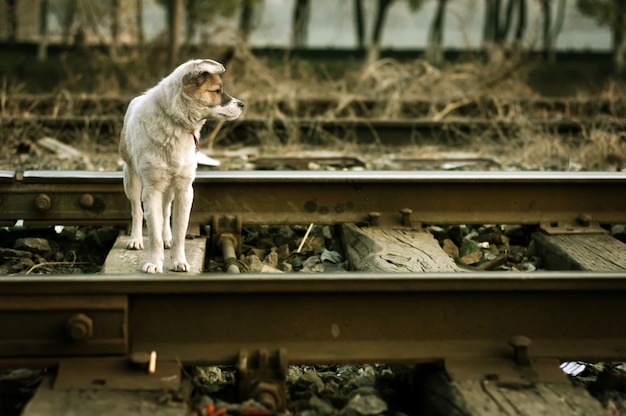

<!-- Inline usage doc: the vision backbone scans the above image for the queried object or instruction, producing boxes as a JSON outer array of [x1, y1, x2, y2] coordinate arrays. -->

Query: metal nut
[[34, 194, 51, 212], [577, 212, 592, 226], [79, 193, 95, 208], [66, 313, 93, 341]]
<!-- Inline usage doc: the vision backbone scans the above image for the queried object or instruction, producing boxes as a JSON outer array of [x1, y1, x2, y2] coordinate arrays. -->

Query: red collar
[[191, 132, 199, 152]]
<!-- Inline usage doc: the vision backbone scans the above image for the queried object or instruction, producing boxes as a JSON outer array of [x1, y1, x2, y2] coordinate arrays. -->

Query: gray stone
[[0, 247, 33, 259], [341, 392, 388, 415], [14, 237, 51, 255]]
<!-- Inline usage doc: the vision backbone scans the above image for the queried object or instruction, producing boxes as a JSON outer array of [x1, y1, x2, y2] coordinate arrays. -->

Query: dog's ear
[[182, 60, 225, 88], [199, 59, 226, 74], [183, 71, 211, 88]]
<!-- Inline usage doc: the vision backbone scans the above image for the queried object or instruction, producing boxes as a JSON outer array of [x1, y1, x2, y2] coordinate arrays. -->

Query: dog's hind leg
[[169, 179, 193, 272], [142, 185, 165, 273], [123, 164, 144, 250]]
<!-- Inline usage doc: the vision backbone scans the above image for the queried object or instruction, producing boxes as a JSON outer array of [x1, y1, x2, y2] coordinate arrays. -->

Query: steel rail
[[1, 271, 626, 366], [3, 116, 621, 143], [0, 170, 625, 227], [3, 96, 624, 118]]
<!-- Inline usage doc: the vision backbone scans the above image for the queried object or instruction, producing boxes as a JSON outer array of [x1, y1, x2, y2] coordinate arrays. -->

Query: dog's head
[[180, 59, 244, 120]]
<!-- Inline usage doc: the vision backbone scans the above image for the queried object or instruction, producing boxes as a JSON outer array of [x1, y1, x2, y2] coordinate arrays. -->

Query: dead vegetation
[[1, 44, 625, 171]]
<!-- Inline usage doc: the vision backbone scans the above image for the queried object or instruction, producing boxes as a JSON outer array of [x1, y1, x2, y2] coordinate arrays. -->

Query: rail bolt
[[79, 193, 95, 208], [508, 335, 532, 366], [250, 381, 281, 412], [368, 211, 381, 226], [400, 208, 413, 227], [34, 194, 51, 212], [577, 213, 592, 227], [66, 313, 94, 341]]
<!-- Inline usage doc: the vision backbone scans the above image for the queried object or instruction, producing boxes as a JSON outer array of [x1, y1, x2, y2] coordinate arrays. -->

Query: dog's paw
[[127, 239, 144, 250], [163, 240, 172, 249], [142, 262, 163, 274], [170, 261, 190, 272]]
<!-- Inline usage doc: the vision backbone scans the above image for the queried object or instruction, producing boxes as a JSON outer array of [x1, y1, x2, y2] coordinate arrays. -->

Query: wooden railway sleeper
[[237, 348, 288, 412], [446, 334, 568, 387]]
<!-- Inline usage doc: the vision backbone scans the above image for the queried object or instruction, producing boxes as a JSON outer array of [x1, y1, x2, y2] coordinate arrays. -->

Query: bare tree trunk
[[541, 0, 551, 58], [427, 0, 448, 63], [613, 3, 625, 72], [168, 0, 182, 69], [62, 0, 77, 45], [37, 0, 49, 61], [184, 0, 197, 47], [497, 0, 516, 44], [238, 0, 255, 44], [482, 0, 496, 44], [110, 0, 120, 58], [368, 0, 394, 63], [291, 0, 310, 48], [6, 0, 18, 45], [354, 0, 365, 50], [135, 0, 144, 49], [513, 0, 526, 46], [542, 0, 566, 63]]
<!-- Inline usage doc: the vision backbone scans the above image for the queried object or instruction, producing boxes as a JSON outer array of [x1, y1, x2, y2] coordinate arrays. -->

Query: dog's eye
[[212, 89, 222, 94]]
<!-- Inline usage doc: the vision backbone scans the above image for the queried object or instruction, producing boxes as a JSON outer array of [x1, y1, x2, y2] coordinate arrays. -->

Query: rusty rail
[[0, 170, 625, 227], [1, 272, 626, 367], [1, 170, 626, 411], [3, 95, 626, 118], [2, 115, 622, 146]]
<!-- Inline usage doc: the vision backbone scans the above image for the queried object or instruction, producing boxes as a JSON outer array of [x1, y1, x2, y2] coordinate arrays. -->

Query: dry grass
[[2, 42, 625, 171]]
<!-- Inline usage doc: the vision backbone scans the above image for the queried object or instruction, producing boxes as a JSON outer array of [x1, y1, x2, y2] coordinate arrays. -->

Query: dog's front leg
[[123, 164, 144, 250], [162, 187, 174, 249], [142, 186, 165, 273], [170, 180, 193, 272]]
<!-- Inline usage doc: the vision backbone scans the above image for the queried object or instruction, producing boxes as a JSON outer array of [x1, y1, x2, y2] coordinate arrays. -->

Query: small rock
[[308, 394, 336, 415], [297, 370, 325, 394], [8, 257, 36, 274], [459, 250, 482, 265], [0, 247, 33, 260], [14, 237, 51, 255], [441, 239, 459, 259], [263, 250, 278, 268], [276, 244, 291, 263], [611, 224, 626, 243], [320, 248, 343, 264], [244, 255, 264, 272], [341, 392, 388, 415], [301, 256, 324, 272]]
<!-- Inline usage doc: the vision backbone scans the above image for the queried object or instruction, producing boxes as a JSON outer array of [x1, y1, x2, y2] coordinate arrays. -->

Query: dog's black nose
[[237, 100, 244, 108]]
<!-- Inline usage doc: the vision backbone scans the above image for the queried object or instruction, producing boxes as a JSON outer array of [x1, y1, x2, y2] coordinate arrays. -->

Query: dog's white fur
[[120, 59, 243, 273]]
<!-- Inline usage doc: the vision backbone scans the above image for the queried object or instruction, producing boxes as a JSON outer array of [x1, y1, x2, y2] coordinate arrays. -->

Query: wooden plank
[[23, 375, 187, 416], [341, 223, 460, 272], [103, 234, 207, 274], [421, 365, 605, 416], [533, 231, 626, 270]]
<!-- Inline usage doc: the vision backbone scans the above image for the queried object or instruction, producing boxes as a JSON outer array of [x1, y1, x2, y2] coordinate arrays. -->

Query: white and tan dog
[[120, 59, 243, 273]]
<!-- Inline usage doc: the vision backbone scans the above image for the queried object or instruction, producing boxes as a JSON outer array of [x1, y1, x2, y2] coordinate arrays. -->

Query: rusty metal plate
[[0, 295, 127, 357], [54, 357, 180, 390]]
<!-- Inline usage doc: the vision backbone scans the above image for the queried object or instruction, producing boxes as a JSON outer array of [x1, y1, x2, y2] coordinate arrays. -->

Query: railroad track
[[3, 95, 626, 118], [1, 170, 626, 414], [3, 96, 625, 150]]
